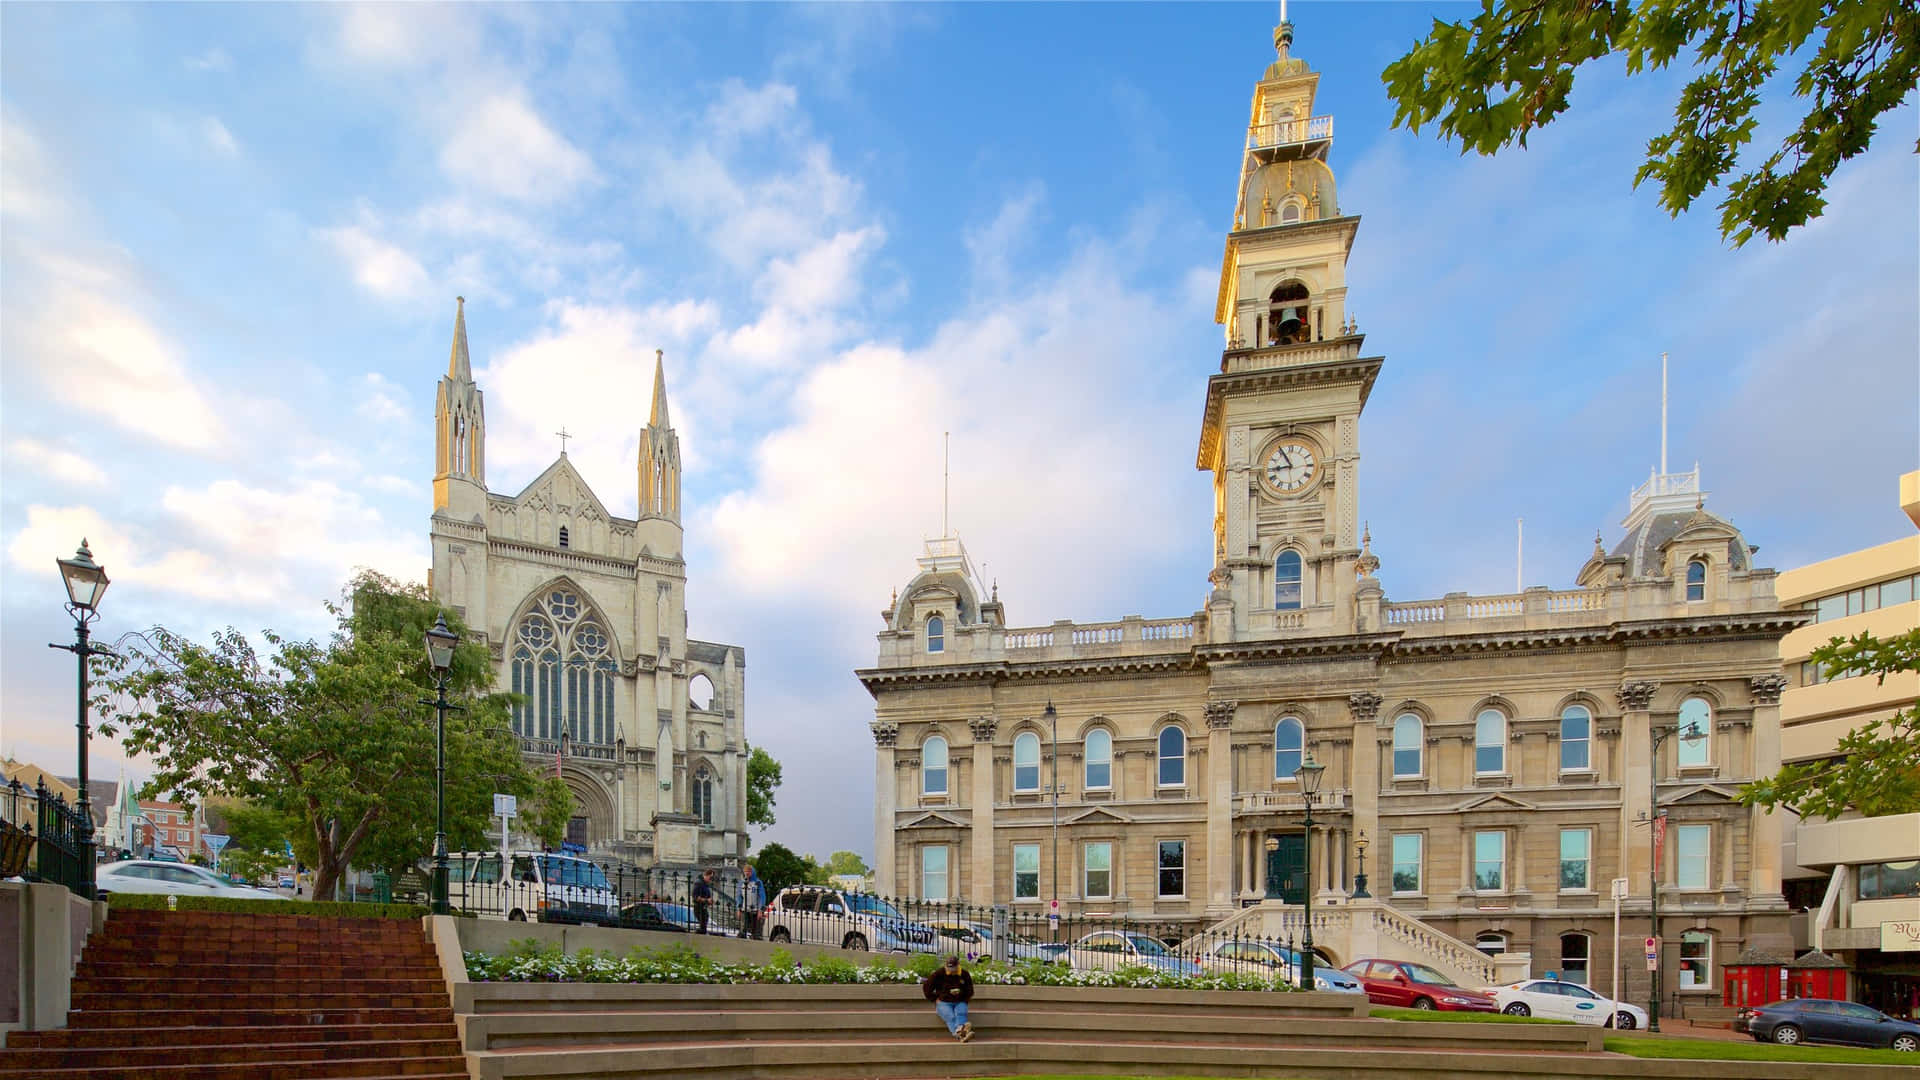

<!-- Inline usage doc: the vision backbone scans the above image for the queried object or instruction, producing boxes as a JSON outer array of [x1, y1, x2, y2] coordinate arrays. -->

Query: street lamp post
[[1351, 831, 1371, 899], [424, 614, 462, 917], [1295, 752, 1326, 991], [51, 539, 110, 900], [1644, 717, 1707, 1033]]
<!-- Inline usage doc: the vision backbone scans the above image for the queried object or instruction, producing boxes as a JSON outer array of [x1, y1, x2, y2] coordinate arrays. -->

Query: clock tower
[[1196, 15, 1380, 641]]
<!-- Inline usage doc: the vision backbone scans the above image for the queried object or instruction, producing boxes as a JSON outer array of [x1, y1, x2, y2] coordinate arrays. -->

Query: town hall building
[[428, 299, 747, 868], [859, 17, 1807, 1014]]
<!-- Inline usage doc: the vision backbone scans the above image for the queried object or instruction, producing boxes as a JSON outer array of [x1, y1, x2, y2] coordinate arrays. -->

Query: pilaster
[[1204, 700, 1237, 915], [1746, 674, 1790, 915], [968, 716, 998, 906], [1347, 690, 1383, 871], [871, 722, 899, 896], [1617, 680, 1659, 896]]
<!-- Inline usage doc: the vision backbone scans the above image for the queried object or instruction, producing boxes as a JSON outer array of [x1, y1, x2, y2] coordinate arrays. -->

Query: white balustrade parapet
[[1246, 115, 1334, 151], [1237, 789, 1346, 815], [1001, 617, 1197, 657]]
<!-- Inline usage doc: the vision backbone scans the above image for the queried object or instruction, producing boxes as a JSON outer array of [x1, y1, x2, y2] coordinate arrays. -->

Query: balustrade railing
[[1004, 618, 1196, 653], [1005, 631, 1053, 650], [1246, 115, 1333, 151], [1382, 602, 1444, 625], [518, 736, 617, 762]]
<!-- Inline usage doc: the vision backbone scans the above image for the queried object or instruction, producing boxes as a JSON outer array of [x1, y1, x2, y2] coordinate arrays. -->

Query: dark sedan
[[1739, 998, 1919, 1051]]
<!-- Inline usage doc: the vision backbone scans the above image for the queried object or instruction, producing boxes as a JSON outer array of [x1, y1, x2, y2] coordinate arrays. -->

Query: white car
[[97, 859, 290, 900], [1488, 978, 1647, 1029]]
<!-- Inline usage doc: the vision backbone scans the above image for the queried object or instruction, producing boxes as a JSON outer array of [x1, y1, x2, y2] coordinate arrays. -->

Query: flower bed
[[465, 941, 1297, 994]]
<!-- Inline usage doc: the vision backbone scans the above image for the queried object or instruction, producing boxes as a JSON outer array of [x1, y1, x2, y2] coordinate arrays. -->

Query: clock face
[[1264, 440, 1318, 494]]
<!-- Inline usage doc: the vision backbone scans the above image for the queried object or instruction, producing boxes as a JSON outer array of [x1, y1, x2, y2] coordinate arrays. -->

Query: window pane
[[1275, 550, 1302, 610], [1158, 728, 1185, 786], [927, 616, 944, 653], [1085, 730, 1112, 789], [1560, 829, 1590, 891], [1560, 934, 1590, 985], [1274, 718, 1303, 779], [1014, 844, 1040, 899], [1474, 831, 1505, 891], [922, 846, 948, 901], [1158, 840, 1185, 897], [1391, 834, 1421, 894], [1086, 842, 1111, 898], [1676, 698, 1711, 766], [1815, 594, 1846, 622], [1014, 733, 1040, 792], [1475, 710, 1505, 774], [1392, 715, 1423, 778], [1560, 706, 1591, 771], [1880, 576, 1914, 606], [1679, 930, 1711, 988], [923, 736, 948, 795], [1676, 825, 1710, 889]]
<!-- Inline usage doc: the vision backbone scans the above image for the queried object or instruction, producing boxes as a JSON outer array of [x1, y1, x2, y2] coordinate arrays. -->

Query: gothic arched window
[[693, 767, 715, 826], [558, 525, 570, 549], [511, 587, 619, 747]]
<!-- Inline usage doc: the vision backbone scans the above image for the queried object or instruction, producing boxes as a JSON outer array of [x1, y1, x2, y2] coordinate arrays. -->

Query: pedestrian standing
[[692, 868, 715, 935], [922, 954, 975, 1041], [739, 864, 767, 940]]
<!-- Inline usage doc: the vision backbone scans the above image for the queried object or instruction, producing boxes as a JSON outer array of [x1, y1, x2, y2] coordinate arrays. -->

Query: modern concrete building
[[1776, 471, 1920, 1017], [427, 300, 748, 868], [860, 16, 1806, 1016]]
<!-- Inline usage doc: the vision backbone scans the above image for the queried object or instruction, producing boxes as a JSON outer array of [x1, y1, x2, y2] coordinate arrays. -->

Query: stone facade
[[860, 19, 1805, 1011], [428, 300, 746, 867]]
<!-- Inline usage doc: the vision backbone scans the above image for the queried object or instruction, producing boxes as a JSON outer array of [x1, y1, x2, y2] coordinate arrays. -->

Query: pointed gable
[[510, 456, 617, 523], [1455, 791, 1539, 814], [1064, 805, 1134, 826]]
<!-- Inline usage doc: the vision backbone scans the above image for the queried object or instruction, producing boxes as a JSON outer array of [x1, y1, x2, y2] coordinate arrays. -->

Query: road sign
[[1647, 957, 1658, 971], [1050, 899, 1060, 912], [1611, 878, 1630, 900], [493, 793, 518, 818], [1645, 936, 1657, 949], [203, 833, 230, 855]]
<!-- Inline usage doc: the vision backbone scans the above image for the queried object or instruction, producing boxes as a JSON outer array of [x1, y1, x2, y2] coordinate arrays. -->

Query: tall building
[[428, 299, 748, 868], [1775, 471, 1920, 1017], [860, 17, 1806, 1015]]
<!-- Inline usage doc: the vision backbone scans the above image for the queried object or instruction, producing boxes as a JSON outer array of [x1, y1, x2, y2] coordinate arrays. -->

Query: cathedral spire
[[448, 296, 473, 382], [649, 349, 672, 430]]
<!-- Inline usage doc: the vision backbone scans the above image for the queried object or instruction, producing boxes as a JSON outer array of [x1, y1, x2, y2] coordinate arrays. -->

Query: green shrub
[[105, 893, 428, 919]]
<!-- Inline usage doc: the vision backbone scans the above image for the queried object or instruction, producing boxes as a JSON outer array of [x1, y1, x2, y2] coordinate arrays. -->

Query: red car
[[1342, 958, 1497, 1012]]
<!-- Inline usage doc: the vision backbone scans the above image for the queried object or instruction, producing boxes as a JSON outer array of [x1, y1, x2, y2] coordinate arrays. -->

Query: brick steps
[[0, 910, 462, 1078]]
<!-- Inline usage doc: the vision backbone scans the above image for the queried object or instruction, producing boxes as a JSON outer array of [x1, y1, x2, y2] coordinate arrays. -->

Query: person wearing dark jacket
[[922, 954, 974, 1041]]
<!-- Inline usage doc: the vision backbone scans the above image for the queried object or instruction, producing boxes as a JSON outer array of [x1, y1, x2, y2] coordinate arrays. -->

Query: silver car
[[1193, 939, 1364, 992], [97, 859, 290, 900]]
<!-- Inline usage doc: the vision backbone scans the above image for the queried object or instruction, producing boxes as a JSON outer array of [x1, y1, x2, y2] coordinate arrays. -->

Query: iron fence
[[1, 778, 34, 880], [23, 779, 94, 898]]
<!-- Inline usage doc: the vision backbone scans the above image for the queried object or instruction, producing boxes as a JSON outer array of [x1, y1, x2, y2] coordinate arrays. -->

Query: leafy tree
[[745, 744, 783, 828], [100, 572, 558, 900], [218, 845, 281, 886], [824, 850, 871, 878], [1382, 0, 1919, 245], [520, 774, 572, 851], [750, 842, 811, 895], [1740, 627, 1920, 819]]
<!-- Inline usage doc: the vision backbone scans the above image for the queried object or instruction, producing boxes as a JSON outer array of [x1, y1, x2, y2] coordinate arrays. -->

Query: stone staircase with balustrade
[[1198, 897, 1517, 989]]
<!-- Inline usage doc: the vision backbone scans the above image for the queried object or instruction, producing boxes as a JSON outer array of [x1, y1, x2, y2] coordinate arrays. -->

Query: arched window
[[1157, 726, 1186, 787], [926, 615, 945, 653], [1679, 930, 1713, 989], [1275, 550, 1303, 610], [1560, 705, 1592, 772], [558, 525, 570, 549], [1268, 281, 1310, 345], [1274, 717, 1304, 781], [1084, 729, 1112, 790], [1475, 709, 1507, 775], [1392, 714, 1423, 778], [922, 735, 949, 796], [1560, 932, 1591, 985], [1281, 203, 1301, 223], [689, 673, 715, 711], [1012, 732, 1041, 793], [1686, 558, 1706, 601], [1677, 696, 1712, 767], [692, 767, 715, 825], [511, 587, 617, 746], [1475, 931, 1508, 956]]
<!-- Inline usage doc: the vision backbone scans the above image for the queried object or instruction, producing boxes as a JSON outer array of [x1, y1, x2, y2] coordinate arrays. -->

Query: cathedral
[[428, 299, 748, 868], [860, 18, 1806, 1012]]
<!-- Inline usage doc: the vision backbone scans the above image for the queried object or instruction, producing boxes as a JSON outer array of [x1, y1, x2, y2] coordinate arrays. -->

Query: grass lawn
[[1604, 1035, 1917, 1064]]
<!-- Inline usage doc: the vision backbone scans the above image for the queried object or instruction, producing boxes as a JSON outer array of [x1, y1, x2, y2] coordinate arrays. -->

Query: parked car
[[442, 850, 618, 925], [925, 920, 1062, 964], [1191, 939, 1364, 992], [96, 859, 291, 900], [1739, 999, 1920, 1050], [1341, 958, 1496, 1012], [1059, 929, 1204, 976], [1488, 978, 1647, 1029], [761, 885, 938, 953]]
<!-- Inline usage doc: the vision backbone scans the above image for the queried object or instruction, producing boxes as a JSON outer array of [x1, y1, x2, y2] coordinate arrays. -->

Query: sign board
[[1647, 957, 1658, 971], [1883, 920, 1920, 953], [493, 793, 518, 818], [1652, 814, 1667, 871], [203, 834, 230, 856], [1645, 937, 1658, 950], [1049, 899, 1060, 912], [1611, 878, 1630, 901]]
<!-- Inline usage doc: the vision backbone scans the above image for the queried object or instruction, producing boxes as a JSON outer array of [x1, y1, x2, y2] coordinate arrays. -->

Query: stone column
[[1347, 692, 1383, 896], [1205, 700, 1238, 917], [872, 722, 899, 895], [1617, 681, 1659, 897], [1746, 675, 1790, 912], [968, 716, 999, 906]]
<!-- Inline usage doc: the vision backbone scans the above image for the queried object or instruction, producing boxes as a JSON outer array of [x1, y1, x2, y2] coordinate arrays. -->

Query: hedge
[[105, 893, 430, 919]]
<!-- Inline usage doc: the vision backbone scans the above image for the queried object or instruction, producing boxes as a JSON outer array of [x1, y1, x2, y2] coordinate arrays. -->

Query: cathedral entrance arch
[[559, 769, 616, 849]]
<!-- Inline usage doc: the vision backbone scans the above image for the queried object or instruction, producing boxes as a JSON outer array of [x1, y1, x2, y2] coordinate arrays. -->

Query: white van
[[445, 850, 618, 925]]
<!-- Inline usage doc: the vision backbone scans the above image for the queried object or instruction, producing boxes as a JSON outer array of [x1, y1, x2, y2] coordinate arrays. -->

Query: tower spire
[[649, 349, 672, 430], [448, 296, 472, 381]]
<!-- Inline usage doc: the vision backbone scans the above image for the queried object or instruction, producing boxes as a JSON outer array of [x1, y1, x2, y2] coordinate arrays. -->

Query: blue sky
[[3, 2, 1914, 859]]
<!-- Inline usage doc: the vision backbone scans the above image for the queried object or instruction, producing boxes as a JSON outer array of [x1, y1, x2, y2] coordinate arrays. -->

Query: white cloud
[[356, 372, 410, 425], [6, 504, 286, 608], [706, 80, 799, 138], [440, 93, 596, 204], [202, 117, 240, 157], [1, 114, 65, 223], [319, 223, 430, 301], [185, 47, 231, 72], [6, 438, 110, 490]]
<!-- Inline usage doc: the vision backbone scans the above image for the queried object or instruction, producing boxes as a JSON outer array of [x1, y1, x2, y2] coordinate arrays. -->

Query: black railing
[[1, 778, 35, 880], [441, 857, 1333, 988], [29, 780, 94, 898]]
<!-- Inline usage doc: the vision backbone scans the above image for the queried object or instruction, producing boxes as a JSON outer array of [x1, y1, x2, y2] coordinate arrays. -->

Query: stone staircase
[[1201, 897, 1506, 987], [0, 908, 465, 1079]]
